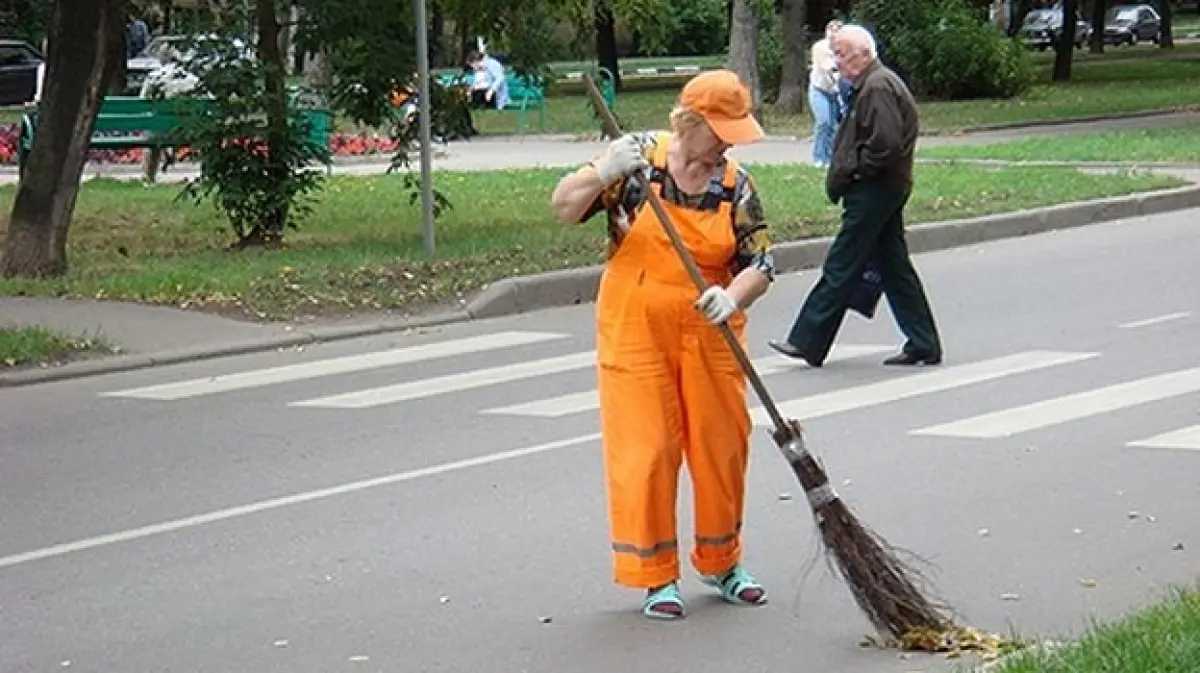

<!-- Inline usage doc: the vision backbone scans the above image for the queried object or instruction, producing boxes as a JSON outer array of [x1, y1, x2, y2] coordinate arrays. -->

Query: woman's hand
[[550, 134, 647, 224]]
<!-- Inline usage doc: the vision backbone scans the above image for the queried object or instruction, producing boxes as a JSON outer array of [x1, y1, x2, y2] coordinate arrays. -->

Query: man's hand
[[695, 286, 739, 324], [594, 134, 648, 185]]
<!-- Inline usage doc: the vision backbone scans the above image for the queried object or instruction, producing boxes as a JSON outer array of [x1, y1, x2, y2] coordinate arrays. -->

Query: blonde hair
[[669, 105, 707, 134]]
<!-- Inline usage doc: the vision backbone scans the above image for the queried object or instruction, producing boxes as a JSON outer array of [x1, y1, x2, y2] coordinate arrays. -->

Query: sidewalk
[[3, 114, 1200, 385], [1, 111, 1196, 184]]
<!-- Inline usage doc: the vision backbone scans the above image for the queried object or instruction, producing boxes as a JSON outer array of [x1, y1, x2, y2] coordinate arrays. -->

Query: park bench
[[433, 66, 616, 135], [17, 91, 333, 182], [436, 70, 552, 135]]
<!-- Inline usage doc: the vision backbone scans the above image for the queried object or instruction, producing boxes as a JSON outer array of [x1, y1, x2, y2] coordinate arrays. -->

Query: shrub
[[637, 0, 728, 56], [852, 0, 1034, 100]]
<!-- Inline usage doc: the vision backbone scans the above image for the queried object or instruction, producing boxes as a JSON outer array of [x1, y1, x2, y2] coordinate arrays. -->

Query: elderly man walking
[[769, 24, 942, 368]]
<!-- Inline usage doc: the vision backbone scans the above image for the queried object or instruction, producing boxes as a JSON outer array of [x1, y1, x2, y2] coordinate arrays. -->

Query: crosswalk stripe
[[480, 345, 895, 418], [911, 366, 1200, 439], [289, 351, 597, 409], [99, 331, 568, 401], [1127, 424, 1200, 451], [751, 350, 1098, 427]]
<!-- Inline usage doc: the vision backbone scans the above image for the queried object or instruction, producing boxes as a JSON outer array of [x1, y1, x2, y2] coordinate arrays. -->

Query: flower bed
[[0, 122, 401, 166]]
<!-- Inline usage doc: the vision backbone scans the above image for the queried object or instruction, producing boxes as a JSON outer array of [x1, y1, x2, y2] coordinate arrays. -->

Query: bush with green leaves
[[852, 0, 1034, 100], [159, 36, 332, 248]]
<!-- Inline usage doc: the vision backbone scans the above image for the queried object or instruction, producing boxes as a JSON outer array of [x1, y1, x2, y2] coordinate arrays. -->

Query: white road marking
[[290, 351, 597, 409], [912, 367, 1200, 439], [752, 351, 1098, 427], [1127, 424, 1200, 451], [100, 331, 568, 400], [0, 433, 602, 571], [1118, 312, 1190, 329], [480, 345, 894, 418]]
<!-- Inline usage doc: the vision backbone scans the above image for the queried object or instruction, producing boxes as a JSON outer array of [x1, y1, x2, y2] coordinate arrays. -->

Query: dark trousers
[[784, 180, 942, 365]]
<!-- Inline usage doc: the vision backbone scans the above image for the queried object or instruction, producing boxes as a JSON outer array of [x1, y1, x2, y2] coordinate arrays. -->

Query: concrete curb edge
[[4, 182, 1199, 388], [463, 183, 1200, 320], [0, 309, 470, 388]]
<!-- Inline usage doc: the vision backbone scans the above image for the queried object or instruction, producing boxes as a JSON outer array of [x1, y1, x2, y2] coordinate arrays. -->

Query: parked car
[[1020, 7, 1092, 50], [126, 34, 255, 97], [1104, 4, 1162, 45], [0, 38, 44, 106]]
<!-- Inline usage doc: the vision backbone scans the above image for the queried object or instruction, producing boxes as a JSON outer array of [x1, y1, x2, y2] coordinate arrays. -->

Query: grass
[[3, 47, 1196, 134], [465, 56, 1200, 138], [0, 326, 116, 369], [921, 125, 1200, 163], [0, 164, 1183, 322], [988, 587, 1200, 673]]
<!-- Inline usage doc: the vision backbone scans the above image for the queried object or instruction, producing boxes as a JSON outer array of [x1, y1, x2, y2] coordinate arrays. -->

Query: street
[[2, 207, 1198, 673]]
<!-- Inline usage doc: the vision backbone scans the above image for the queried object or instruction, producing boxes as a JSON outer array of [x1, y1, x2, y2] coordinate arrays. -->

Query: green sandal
[[643, 581, 686, 620], [700, 565, 768, 606]]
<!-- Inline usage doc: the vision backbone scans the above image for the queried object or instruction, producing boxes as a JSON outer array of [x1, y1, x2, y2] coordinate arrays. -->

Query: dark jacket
[[826, 60, 919, 203]]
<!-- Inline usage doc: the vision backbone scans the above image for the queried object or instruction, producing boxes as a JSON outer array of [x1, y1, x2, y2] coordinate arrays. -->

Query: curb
[[0, 309, 469, 388], [463, 182, 1200, 319], [919, 108, 1200, 137], [4, 179, 1199, 388]]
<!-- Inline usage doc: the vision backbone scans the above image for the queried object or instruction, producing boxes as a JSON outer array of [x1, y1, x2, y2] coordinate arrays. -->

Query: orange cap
[[679, 69, 764, 145]]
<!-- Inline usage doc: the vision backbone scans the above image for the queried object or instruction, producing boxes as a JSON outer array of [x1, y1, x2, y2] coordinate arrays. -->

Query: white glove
[[695, 286, 739, 324], [594, 134, 648, 185]]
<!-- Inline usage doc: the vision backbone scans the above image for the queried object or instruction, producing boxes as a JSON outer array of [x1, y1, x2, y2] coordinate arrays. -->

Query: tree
[[772, 0, 808, 114], [1089, 0, 1107, 54], [1, 0, 126, 278], [728, 0, 763, 121], [1158, 0, 1174, 48], [1052, 0, 1078, 82]]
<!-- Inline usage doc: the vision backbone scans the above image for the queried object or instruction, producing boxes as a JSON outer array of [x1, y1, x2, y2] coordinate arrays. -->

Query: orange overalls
[[596, 135, 752, 589]]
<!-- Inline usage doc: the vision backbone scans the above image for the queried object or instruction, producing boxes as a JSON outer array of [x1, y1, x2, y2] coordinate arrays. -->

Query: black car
[[1020, 8, 1092, 50], [1104, 4, 1162, 45], [0, 38, 43, 106]]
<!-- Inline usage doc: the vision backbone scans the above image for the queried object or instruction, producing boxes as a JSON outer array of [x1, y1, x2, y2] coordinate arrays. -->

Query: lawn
[[0, 326, 114, 369], [0, 164, 1183, 322], [990, 587, 1200, 673], [466, 56, 1200, 138], [921, 125, 1200, 163]]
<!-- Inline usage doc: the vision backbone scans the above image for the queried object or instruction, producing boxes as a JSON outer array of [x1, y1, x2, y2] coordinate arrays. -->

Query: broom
[[580, 73, 956, 643]]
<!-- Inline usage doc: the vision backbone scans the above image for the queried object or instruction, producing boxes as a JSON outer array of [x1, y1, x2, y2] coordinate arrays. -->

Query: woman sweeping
[[550, 70, 776, 620]]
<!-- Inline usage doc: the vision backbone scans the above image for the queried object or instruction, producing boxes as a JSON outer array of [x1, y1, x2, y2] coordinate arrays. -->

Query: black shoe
[[767, 340, 822, 368], [883, 351, 942, 366]]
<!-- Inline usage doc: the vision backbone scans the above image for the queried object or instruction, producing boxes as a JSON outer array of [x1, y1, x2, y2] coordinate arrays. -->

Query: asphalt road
[[2, 208, 1199, 673]]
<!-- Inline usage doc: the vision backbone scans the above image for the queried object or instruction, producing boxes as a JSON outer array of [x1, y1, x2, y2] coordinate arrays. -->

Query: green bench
[[17, 91, 333, 182], [436, 71, 549, 135], [433, 66, 618, 135]]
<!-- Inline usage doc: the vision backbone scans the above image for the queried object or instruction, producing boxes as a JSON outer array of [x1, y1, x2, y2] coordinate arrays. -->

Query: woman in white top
[[808, 20, 842, 168]]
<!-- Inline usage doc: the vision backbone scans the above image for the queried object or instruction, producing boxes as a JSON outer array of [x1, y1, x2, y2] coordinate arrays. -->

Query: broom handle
[[582, 74, 790, 434]]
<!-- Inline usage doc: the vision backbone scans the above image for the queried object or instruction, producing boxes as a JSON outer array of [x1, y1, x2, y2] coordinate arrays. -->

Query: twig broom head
[[772, 420, 956, 641]]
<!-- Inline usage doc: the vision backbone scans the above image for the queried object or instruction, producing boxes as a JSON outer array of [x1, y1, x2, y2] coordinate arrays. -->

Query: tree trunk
[[255, 0, 290, 244], [1, 0, 124, 279], [1052, 0, 1077, 82], [107, 2, 129, 94], [595, 1, 621, 92], [728, 0, 763, 121], [1089, 0, 1106, 54], [773, 0, 808, 115], [1159, 0, 1174, 48]]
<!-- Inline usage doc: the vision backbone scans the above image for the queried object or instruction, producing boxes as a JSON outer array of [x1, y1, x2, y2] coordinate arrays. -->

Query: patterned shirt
[[579, 131, 775, 281]]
